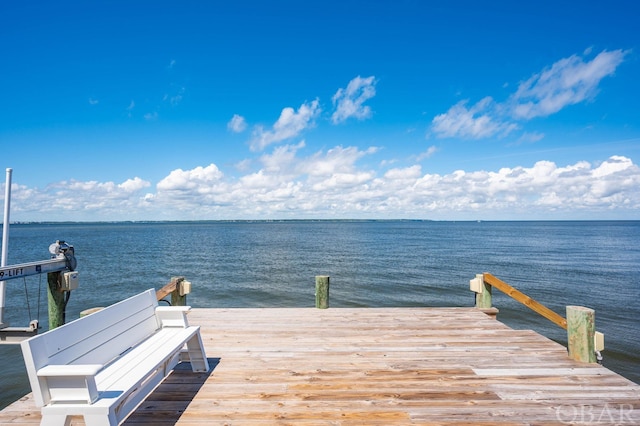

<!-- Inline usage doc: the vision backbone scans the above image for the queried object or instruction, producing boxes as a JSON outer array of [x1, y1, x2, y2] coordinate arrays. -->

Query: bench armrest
[[37, 364, 103, 404], [156, 306, 192, 328], [38, 364, 103, 377]]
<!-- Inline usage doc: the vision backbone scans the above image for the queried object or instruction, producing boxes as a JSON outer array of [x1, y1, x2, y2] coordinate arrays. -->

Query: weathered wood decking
[[2, 307, 639, 425]]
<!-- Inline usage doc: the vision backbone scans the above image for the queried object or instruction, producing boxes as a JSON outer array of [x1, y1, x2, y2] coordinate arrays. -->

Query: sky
[[1, 0, 639, 221]]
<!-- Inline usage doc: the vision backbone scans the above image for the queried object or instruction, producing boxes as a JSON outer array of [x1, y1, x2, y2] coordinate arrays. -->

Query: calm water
[[1, 220, 639, 409]]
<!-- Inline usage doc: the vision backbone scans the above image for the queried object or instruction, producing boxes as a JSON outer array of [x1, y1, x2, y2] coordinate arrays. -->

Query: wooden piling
[[567, 305, 596, 363], [315, 275, 330, 309], [46, 272, 65, 329], [474, 273, 492, 309]]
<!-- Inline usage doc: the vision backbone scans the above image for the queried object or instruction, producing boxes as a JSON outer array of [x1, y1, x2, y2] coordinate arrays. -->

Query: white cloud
[[250, 99, 320, 151], [590, 155, 632, 178], [431, 49, 628, 140], [259, 141, 306, 173], [157, 164, 224, 191], [300, 146, 378, 177], [9, 177, 153, 220], [144, 112, 158, 121], [331, 76, 377, 124], [162, 85, 185, 106], [8, 152, 640, 221], [513, 132, 545, 145], [311, 171, 375, 192], [431, 97, 518, 139], [227, 114, 248, 133], [89, 98, 99, 105], [416, 146, 438, 161], [126, 100, 135, 117], [234, 158, 253, 172], [510, 49, 628, 120], [119, 177, 151, 192], [384, 165, 422, 180]]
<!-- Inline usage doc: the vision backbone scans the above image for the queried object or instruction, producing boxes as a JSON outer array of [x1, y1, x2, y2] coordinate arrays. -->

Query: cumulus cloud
[[300, 146, 378, 177], [250, 99, 320, 151], [7, 152, 640, 221], [152, 153, 638, 219], [119, 177, 151, 192], [227, 114, 247, 133], [431, 49, 628, 140], [259, 141, 306, 173], [331, 76, 377, 124], [384, 165, 422, 180], [157, 164, 224, 191], [8, 177, 152, 220]]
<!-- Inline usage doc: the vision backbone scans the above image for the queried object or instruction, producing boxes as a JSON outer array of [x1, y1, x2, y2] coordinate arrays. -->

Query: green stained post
[[567, 305, 596, 363], [47, 272, 66, 329], [315, 275, 330, 309], [171, 289, 186, 306], [475, 273, 492, 309]]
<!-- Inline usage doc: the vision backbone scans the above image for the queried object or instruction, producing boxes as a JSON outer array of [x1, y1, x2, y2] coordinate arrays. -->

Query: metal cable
[[23, 276, 32, 320]]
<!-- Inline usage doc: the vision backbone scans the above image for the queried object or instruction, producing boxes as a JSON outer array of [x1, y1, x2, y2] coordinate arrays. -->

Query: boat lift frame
[[1, 168, 77, 343], [0, 248, 76, 343]]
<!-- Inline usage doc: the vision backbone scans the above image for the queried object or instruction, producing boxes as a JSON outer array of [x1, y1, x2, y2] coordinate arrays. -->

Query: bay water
[[0, 220, 638, 409]]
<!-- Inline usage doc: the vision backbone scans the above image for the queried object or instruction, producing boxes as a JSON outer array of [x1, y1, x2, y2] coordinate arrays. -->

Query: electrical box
[[179, 280, 191, 296], [469, 277, 483, 293], [62, 271, 79, 291], [594, 331, 605, 352]]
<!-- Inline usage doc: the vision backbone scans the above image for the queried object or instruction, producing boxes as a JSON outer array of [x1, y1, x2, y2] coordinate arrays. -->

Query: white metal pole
[[0, 168, 12, 327]]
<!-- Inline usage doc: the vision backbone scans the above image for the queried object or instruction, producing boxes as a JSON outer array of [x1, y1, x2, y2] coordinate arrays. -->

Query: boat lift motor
[[0, 240, 77, 344]]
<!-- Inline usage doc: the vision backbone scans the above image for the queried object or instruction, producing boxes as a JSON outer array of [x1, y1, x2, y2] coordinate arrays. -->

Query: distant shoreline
[[6, 219, 640, 225]]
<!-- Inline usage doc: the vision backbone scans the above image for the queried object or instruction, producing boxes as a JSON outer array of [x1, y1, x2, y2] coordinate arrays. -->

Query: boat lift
[[1, 168, 78, 343], [0, 241, 77, 343]]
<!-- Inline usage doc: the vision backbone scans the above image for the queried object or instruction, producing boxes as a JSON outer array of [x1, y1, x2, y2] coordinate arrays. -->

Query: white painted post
[[0, 168, 12, 328]]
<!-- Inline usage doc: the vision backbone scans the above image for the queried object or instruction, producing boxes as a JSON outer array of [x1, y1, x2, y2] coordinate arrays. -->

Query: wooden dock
[[2, 307, 639, 425]]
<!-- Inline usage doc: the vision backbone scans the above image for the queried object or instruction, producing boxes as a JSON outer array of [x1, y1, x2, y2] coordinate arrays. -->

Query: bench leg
[[41, 412, 116, 426], [40, 414, 71, 426], [83, 412, 117, 426], [185, 332, 209, 372]]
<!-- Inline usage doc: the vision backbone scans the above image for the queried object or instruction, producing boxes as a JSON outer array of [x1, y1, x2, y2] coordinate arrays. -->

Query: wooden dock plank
[[1, 307, 638, 425]]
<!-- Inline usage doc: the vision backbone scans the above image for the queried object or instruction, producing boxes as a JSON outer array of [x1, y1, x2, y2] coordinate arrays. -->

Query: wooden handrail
[[482, 273, 568, 330], [156, 276, 186, 303]]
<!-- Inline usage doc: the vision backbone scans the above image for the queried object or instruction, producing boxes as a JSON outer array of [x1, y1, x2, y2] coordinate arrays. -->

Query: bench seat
[[21, 289, 209, 426]]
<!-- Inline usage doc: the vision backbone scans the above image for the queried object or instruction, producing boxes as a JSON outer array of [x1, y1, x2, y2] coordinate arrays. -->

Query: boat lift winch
[[0, 241, 78, 344]]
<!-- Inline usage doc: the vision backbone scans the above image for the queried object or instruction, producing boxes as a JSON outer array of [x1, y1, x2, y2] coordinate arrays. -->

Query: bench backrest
[[21, 289, 160, 405]]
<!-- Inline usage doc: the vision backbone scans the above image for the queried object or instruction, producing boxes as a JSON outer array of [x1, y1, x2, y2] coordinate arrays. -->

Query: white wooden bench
[[20, 288, 209, 426]]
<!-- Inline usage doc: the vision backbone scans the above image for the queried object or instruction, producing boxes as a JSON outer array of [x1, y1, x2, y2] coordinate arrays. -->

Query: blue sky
[[1, 0, 639, 221]]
